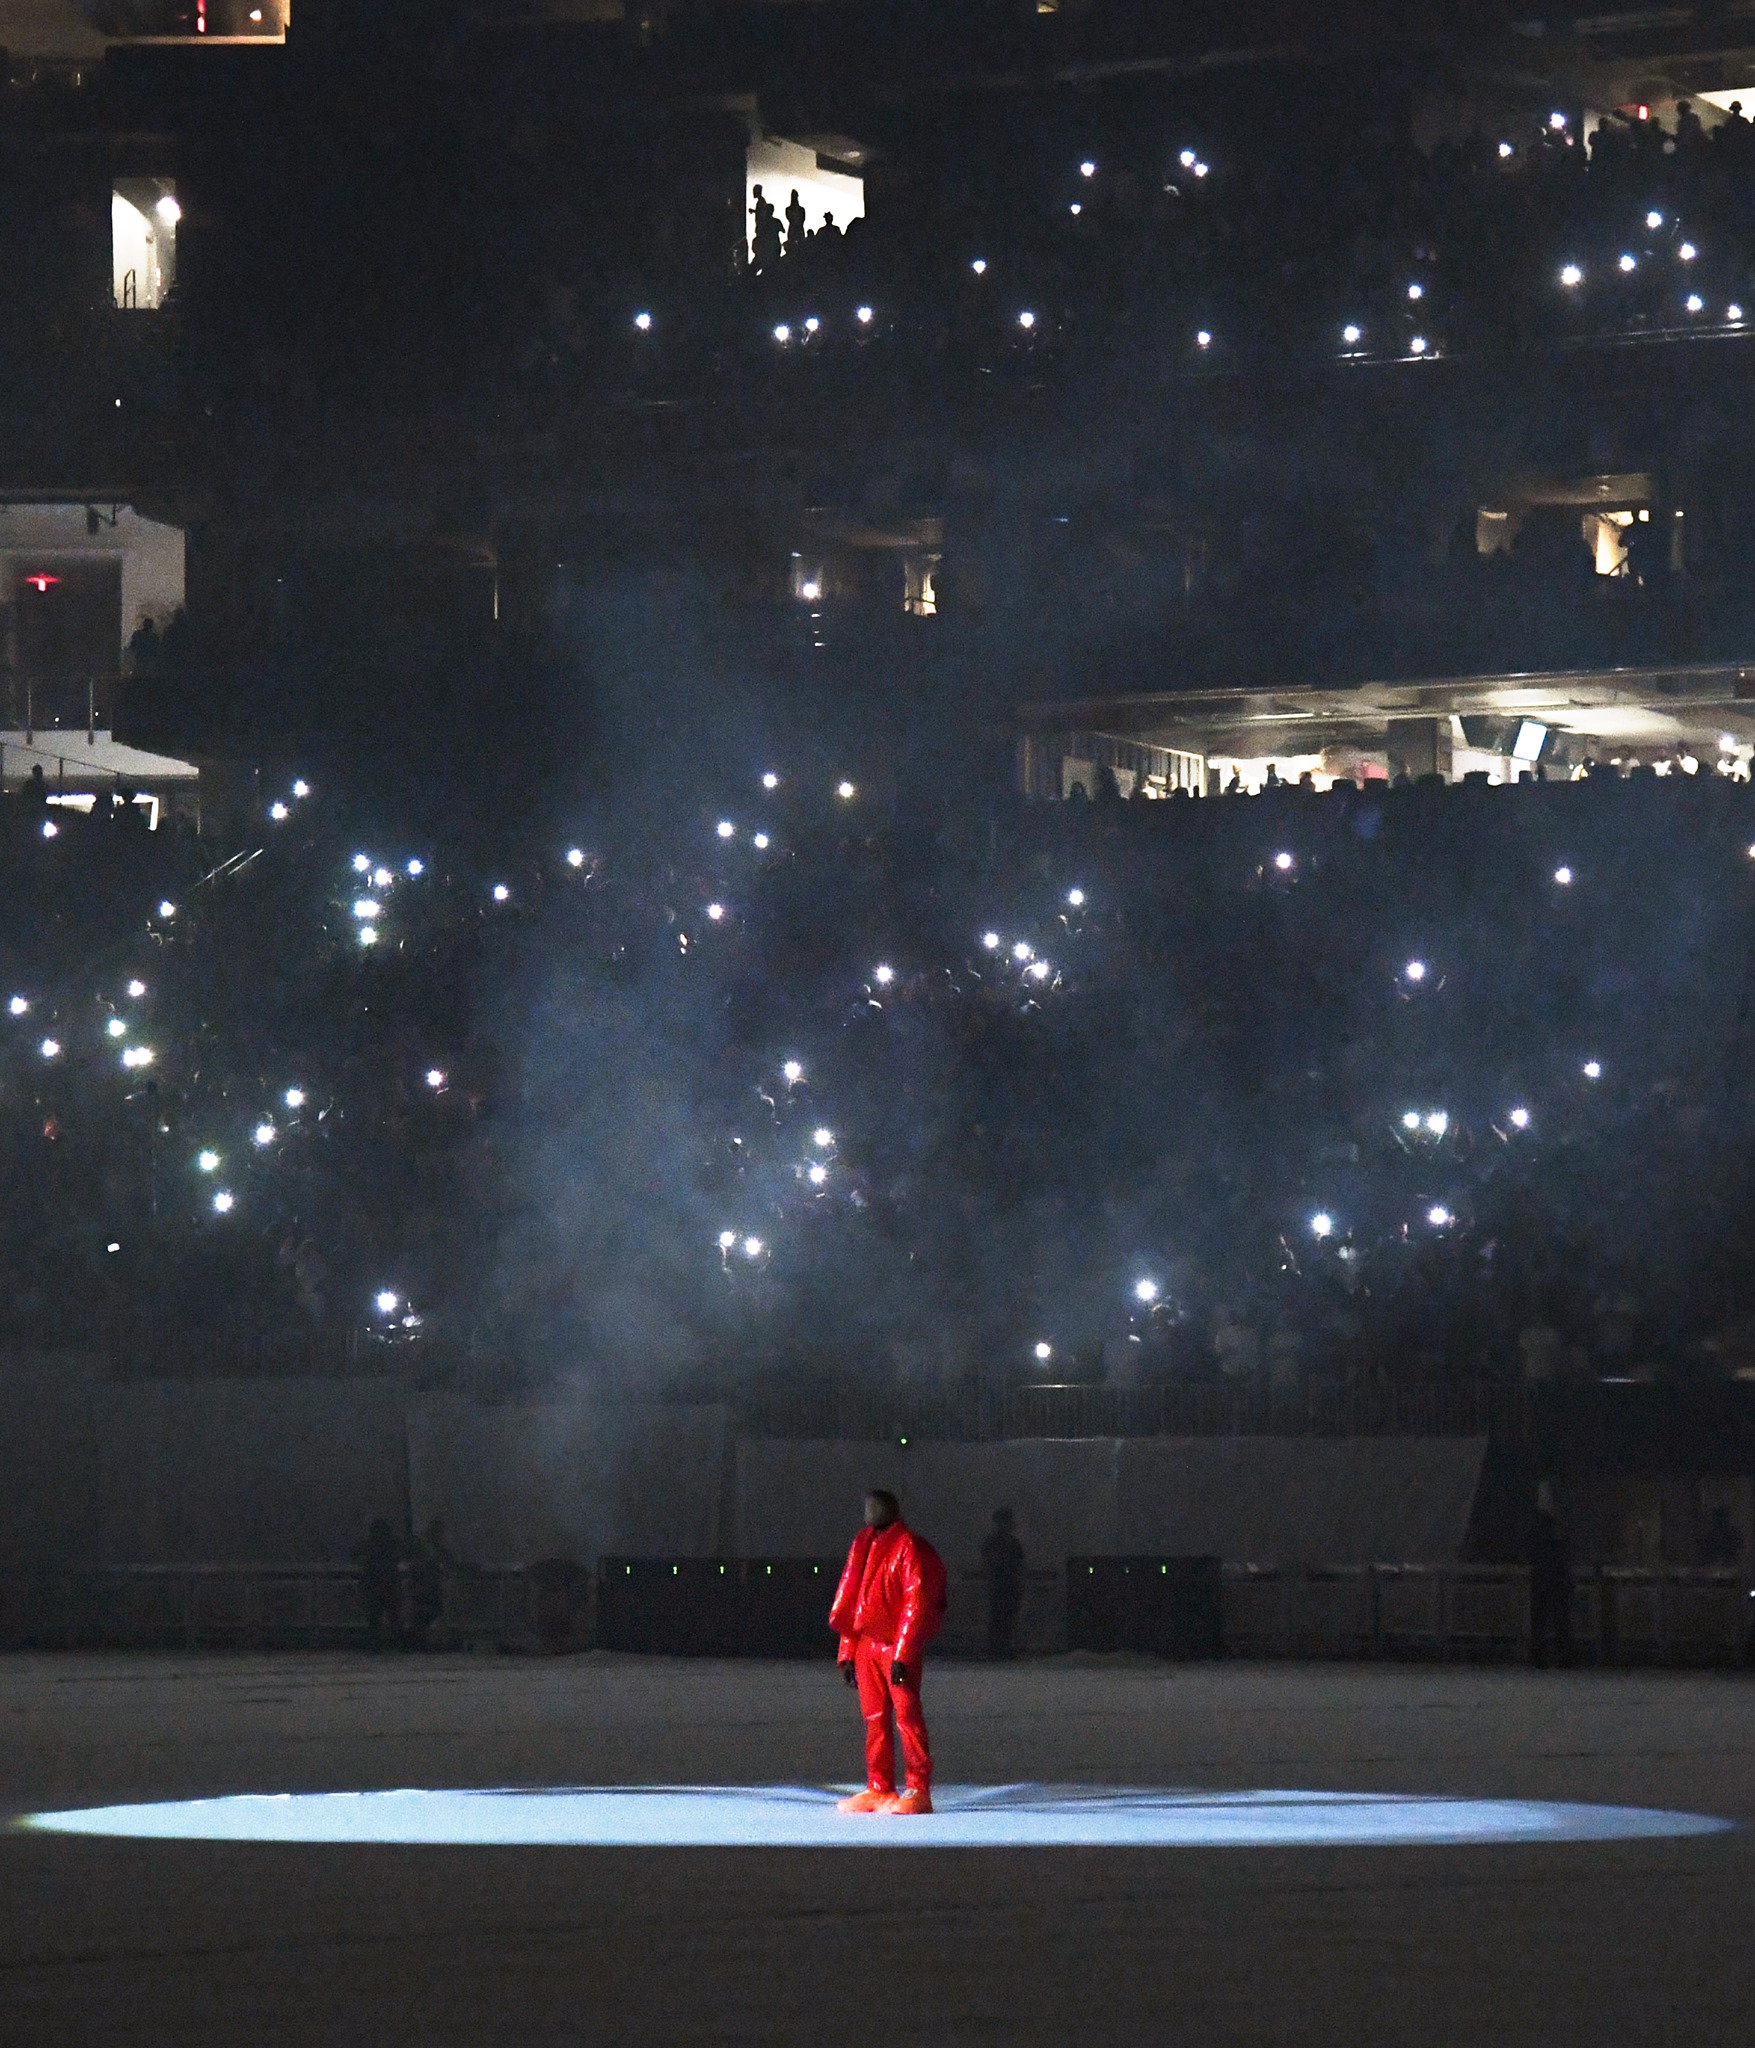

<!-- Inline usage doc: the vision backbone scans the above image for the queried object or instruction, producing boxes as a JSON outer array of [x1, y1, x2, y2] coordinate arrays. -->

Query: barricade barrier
[[595, 1557, 839, 1658], [1, 1560, 1746, 1666], [0, 1564, 541, 1652]]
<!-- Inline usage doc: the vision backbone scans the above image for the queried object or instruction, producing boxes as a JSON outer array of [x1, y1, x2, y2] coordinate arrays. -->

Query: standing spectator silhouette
[[750, 185, 782, 273], [981, 1507, 1026, 1659], [355, 1517, 403, 1652], [785, 188, 808, 257]]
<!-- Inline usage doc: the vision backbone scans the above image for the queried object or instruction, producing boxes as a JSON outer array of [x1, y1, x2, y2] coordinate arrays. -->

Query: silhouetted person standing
[[784, 187, 807, 256], [1529, 1505, 1573, 1668], [981, 1507, 1026, 1659], [356, 1517, 402, 1651], [750, 185, 781, 272]]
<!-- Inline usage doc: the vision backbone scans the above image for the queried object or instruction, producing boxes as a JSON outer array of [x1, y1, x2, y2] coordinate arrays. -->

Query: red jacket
[[829, 1520, 947, 1668]]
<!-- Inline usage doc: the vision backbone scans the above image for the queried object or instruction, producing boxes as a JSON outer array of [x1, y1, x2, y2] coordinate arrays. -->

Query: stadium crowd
[[3, 755, 1755, 1407]]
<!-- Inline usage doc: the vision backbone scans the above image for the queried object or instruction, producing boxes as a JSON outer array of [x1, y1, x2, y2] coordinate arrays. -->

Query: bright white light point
[[1554, 864, 1574, 885], [352, 900, 380, 920], [1409, 336, 1428, 354], [1583, 1060, 1602, 1079], [563, 849, 584, 871], [284, 1089, 305, 1109], [1343, 324, 1362, 344], [196, 1150, 219, 1172], [376, 1291, 399, 1314], [121, 1047, 152, 1069], [292, 780, 310, 799], [1680, 243, 1697, 262], [1619, 253, 1637, 272], [706, 903, 725, 922], [634, 311, 652, 331], [1034, 1341, 1053, 1362], [6, 996, 26, 1016], [1134, 1279, 1161, 1304], [1027, 961, 1051, 982], [425, 1069, 445, 1089], [1067, 888, 1086, 907], [807, 1163, 828, 1186], [492, 885, 510, 903], [743, 1237, 764, 1259], [1402, 1111, 1421, 1130], [373, 868, 393, 889], [126, 981, 145, 999], [1560, 264, 1582, 287], [752, 833, 770, 850], [1730, 304, 1745, 322], [107, 1018, 126, 1038], [1069, 203, 1082, 216], [1180, 149, 1196, 167], [782, 1060, 804, 1084], [1427, 1205, 1452, 1228], [158, 901, 175, 919], [1497, 142, 1513, 158], [1311, 1213, 1334, 1239], [812, 1128, 834, 1148], [1550, 111, 1567, 129], [1195, 329, 1212, 348], [982, 932, 1002, 950], [352, 854, 370, 873], [1647, 210, 1663, 230], [1687, 294, 1704, 312], [716, 820, 736, 839], [253, 1123, 275, 1147], [1509, 1107, 1530, 1129], [269, 802, 289, 822], [1407, 282, 1424, 300], [1720, 734, 1738, 752], [1193, 162, 1209, 177], [804, 317, 820, 334], [1426, 1111, 1449, 1135], [971, 258, 987, 274], [41, 820, 56, 839], [407, 859, 424, 877], [873, 964, 895, 985], [1079, 160, 1096, 177], [358, 927, 378, 947], [762, 771, 780, 790], [1018, 310, 1036, 330], [773, 324, 790, 343], [836, 780, 857, 800], [212, 1190, 235, 1214], [1273, 852, 1294, 872], [39, 1038, 59, 1059], [1012, 942, 1033, 962], [717, 1231, 736, 1250], [1404, 959, 1427, 981]]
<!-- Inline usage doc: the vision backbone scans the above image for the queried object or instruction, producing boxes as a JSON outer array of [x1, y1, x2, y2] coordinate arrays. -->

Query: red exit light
[[22, 574, 60, 593]]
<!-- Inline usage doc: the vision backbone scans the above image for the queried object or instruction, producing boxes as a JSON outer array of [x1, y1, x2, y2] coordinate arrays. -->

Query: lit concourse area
[[1, 1654, 1752, 2045]]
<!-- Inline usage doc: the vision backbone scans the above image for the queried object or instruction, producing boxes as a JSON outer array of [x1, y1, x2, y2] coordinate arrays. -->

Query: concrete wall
[[735, 1437, 1488, 1575]]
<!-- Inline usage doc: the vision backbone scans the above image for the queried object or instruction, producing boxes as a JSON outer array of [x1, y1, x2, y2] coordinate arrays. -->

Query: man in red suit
[[829, 1487, 947, 1815]]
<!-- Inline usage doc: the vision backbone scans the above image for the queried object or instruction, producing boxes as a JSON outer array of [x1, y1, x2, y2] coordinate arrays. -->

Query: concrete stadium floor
[[0, 1652, 1752, 2045]]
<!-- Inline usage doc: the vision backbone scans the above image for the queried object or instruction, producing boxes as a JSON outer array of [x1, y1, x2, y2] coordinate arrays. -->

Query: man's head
[[864, 1488, 900, 1529]]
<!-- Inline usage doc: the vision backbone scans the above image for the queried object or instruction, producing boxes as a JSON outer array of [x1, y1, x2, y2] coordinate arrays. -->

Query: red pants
[[853, 1635, 932, 1794]]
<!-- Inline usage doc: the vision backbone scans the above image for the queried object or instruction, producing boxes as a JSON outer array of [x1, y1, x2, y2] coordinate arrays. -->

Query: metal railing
[[0, 1563, 541, 1651], [0, 674, 116, 743]]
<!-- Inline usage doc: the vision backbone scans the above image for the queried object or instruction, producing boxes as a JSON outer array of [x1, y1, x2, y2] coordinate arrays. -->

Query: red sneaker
[[836, 1788, 894, 1814], [881, 1789, 934, 1816]]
